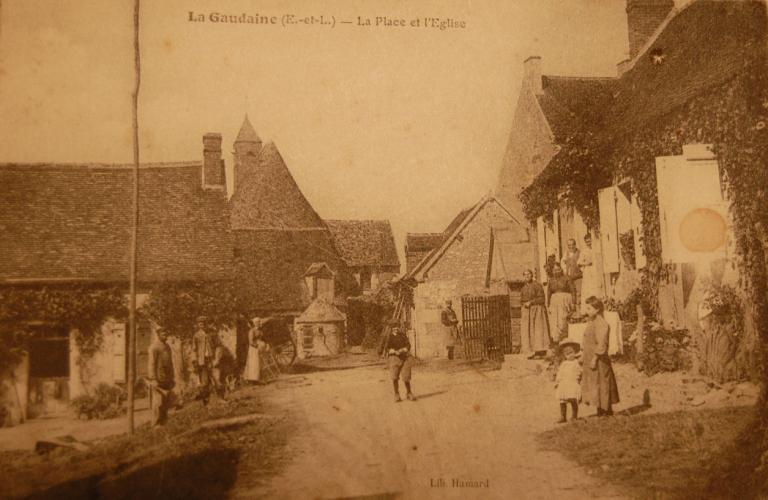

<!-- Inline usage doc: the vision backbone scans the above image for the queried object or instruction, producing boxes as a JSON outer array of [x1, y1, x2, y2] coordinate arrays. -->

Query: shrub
[[640, 323, 692, 375], [71, 383, 126, 420]]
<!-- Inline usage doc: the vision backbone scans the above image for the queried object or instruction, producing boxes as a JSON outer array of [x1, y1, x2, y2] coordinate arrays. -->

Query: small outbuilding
[[294, 298, 347, 359]]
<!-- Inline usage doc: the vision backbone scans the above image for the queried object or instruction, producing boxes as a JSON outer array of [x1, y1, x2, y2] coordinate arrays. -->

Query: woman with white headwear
[[244, 317, 265, 383]]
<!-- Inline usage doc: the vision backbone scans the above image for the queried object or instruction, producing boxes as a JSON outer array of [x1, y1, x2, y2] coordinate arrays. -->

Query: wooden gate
[[461, 294, 520, 361]]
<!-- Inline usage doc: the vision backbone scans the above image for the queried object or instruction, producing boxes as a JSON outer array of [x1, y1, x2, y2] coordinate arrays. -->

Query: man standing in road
[[440, 299, 460, 360], [147, 328, 175, 426], [380, 321, 416, 402]]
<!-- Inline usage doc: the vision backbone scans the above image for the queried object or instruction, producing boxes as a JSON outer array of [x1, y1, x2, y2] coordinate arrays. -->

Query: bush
[[640, 323, 692, 375], [71, 383, 126, 420]]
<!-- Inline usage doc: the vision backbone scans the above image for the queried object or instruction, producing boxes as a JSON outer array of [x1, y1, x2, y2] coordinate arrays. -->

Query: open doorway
[[26, 324, 70, 418]]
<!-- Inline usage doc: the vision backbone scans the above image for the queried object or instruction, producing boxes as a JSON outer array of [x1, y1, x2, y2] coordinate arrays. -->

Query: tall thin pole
[[127, 0, 141, 435]]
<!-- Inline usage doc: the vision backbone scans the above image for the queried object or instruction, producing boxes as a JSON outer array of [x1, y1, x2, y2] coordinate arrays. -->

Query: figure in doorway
[[561, 238, 583, 312], [578, 233, 602, 312]]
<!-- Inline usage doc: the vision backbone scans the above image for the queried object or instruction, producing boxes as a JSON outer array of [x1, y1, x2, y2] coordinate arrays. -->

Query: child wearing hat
[[555, 338, 582, 423]]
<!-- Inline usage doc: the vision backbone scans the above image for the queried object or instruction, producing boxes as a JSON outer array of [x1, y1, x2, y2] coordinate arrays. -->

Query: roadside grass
[[537, 405, 754, 499], [0, 385, 291, 499]]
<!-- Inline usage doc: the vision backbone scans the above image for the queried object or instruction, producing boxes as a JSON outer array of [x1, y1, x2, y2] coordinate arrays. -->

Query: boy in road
[[380, 321, 416, 402]]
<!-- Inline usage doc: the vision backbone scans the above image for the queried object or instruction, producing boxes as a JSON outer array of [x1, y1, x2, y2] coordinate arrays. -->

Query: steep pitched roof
[[0, 163, 232, 283], [325, 220, 400, 269], [229, 142, 325, 230], [235, 115, 261, 144], [233, 229, 355, 312], [295, 298, 346, 323], [407, 195, 526, 281], [536, 76, 616, 142], [608, 0, 767, 133]]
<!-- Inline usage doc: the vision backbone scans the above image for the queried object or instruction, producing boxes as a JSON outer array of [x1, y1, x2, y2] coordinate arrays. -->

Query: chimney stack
[[202, 133, 225, 189], [523, 56, 543, 96], [626, 0, 675, 59]]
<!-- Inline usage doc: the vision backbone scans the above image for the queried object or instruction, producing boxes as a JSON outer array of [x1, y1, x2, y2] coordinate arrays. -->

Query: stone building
[[403, 194, 532, 359], [499, 0, 766, 377], [0, 155, 233, 423], [0, 115, 377, 423]]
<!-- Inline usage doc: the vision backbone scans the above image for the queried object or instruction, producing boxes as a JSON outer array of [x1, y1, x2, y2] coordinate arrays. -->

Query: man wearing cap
[[147, 328, 175, 426], [380, 321, 416, 402]]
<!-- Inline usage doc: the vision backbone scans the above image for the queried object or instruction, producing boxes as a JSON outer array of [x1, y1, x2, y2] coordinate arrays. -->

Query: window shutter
[[112, 322, 126, 383], [598, 186, 620, 273], [656, 148, 726, 263]]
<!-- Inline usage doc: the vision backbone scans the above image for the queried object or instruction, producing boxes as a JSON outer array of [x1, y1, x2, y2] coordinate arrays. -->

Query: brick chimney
[[626, 0, 675, 59], [523, 56, 543, 95], [202, 133, 225, 189]]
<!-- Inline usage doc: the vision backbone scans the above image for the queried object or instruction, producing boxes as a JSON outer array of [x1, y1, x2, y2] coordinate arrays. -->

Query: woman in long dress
[[244, 318, 263, 383], [580, 296, 620, 416], [547, 263, 574, 342], [520, 269, 551, 359]]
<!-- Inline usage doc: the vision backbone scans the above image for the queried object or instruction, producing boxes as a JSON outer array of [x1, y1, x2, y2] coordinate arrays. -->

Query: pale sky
[[0, 0, 647, 262]]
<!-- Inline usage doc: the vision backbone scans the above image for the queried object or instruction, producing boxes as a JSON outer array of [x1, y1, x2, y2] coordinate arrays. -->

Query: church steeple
[[233, 114, 263, 194], [234, 114, 262, 156]]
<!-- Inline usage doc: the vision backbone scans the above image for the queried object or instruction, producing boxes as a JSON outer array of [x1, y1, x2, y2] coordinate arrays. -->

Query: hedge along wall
[[521, 59, 768, 381]]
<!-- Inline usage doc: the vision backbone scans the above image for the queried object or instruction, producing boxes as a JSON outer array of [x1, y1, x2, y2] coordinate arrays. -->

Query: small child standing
[[555, 339, 582, 423]]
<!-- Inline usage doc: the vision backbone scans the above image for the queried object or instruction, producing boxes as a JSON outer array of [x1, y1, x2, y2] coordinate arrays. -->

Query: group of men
[[146, 317, 231, 426]]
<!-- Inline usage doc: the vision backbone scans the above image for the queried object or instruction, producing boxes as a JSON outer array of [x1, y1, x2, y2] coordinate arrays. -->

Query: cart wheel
[[274, 339, 296, 368]]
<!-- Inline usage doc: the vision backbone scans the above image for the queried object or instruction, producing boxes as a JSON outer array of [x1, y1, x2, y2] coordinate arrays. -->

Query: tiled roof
[[295, 298, 346, 323], [229, 142, 325, 230], [536, 76, 616, 142], [405, 233, 443, 252], [233, 229, 356, 312], [0, 163, 232, 283], [325, 220, 400, 269], [608, 0, 767, 132]]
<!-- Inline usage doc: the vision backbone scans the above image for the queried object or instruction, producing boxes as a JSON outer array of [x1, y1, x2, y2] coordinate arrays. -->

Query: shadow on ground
[[24, 447, 240, 500]]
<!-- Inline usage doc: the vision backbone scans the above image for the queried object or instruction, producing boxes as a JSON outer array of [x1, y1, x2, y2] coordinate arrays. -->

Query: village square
[[1, 0, 768, 499]]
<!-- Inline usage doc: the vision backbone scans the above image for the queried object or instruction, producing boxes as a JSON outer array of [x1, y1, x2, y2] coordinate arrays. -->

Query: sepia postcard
[[1, 1, 768, 499]]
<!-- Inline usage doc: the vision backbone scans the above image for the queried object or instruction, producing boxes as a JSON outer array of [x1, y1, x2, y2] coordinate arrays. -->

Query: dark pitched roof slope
[[325, 220, 400, 269], [0, 163, 232, 283], [609, 0, 767, 132], [536, 76, 616, 142], [405, 233, 443, 253], [229, 142, 325, 230], [233, 229, 356, 312]]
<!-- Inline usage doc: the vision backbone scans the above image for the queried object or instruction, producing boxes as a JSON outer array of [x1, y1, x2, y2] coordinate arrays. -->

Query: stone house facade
[[404, 195, 531, 359]]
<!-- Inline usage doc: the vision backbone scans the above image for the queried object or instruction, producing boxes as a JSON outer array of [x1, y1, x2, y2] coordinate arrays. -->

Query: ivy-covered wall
[[520, 60, 768, 381]]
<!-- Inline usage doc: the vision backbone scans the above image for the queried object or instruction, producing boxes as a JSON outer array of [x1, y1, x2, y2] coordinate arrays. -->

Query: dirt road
[[235, 357, 626, 499]]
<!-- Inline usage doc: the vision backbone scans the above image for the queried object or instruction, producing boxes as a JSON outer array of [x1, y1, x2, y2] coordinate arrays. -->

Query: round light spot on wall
[[678, 208, 726, 253]]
